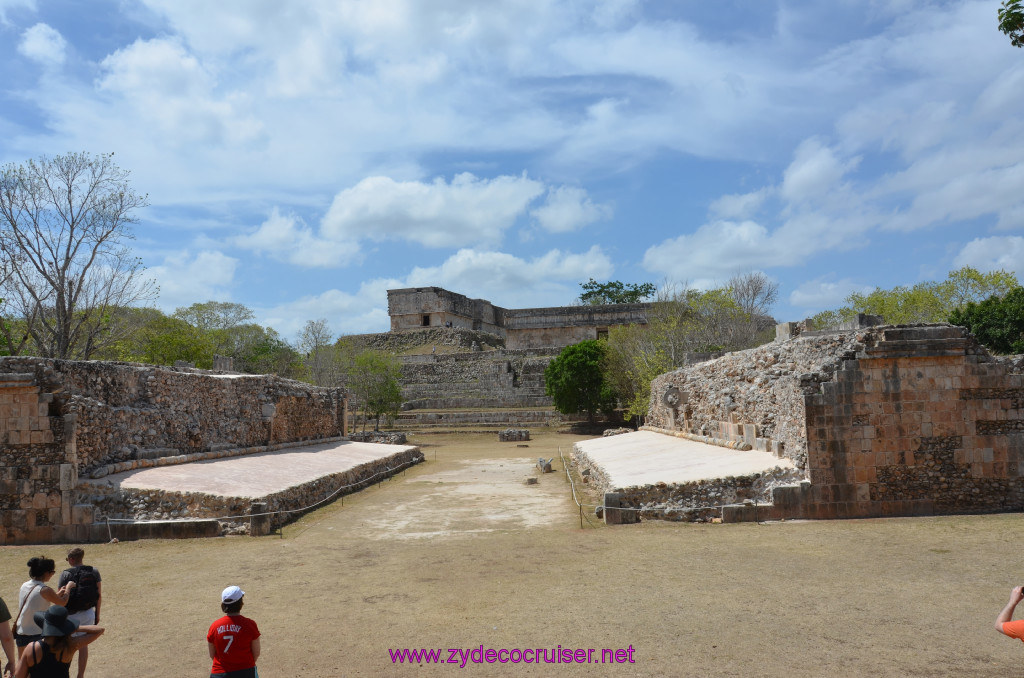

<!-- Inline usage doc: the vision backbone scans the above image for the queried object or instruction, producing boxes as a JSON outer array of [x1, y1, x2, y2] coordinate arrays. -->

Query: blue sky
[[2, 0, 1022, 340]]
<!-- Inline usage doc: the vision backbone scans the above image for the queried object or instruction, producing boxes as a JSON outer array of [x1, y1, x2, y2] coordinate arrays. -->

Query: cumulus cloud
[[18, 23, 66, 65], [781, 138, 857, 204], [148, 249, 240, 311], [257, 245, 615, 336], [233, 208, 359, 268], [401, 246, 614, 307], [321, 173, 545, 248], [259, 287, 392, 339], [789, 277, 874, 311], [953, 236, 1024, 280], [0, 0, 34, 25], [709, 188, 770, 220], [530, 186, 612, 233], [98, 38, 264, 147], [643, 220, 782, 281]]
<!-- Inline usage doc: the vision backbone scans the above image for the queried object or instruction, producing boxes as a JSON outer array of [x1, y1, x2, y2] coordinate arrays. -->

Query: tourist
[[14, 606, 103, 678], [996, 585, 1024, 642], [57, 549, 101, 678], [207, 586, 260, 678], [0, 595, 16, 677], [14, 559, 75, 651]]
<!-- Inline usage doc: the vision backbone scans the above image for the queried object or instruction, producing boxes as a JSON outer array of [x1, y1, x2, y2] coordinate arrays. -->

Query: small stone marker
[[525, 477, 538, 485], [537, 457, 553, 473], [603, 492, 638, 525], [250, 502, 271, 537]]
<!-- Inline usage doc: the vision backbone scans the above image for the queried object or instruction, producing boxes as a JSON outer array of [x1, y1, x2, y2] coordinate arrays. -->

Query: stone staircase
[[393, 348, 563, 431]]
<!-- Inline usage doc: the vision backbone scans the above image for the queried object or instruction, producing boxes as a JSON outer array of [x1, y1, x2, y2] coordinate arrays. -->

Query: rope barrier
[[101, 454, 425, 525]]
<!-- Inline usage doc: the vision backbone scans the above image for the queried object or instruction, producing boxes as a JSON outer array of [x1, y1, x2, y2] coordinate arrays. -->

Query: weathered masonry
[[1, 358, 348, 545], [387, 286, 649, 350], [641, 323, 1024, 521]]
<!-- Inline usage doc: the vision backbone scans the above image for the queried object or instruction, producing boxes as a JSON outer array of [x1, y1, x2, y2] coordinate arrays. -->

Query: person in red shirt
[[207, 586, 260, 678]]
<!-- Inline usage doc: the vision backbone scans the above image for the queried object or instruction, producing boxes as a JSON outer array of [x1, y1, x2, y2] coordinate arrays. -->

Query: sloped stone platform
[[79, 440, 422, 537], [572, 431, 801, 522]]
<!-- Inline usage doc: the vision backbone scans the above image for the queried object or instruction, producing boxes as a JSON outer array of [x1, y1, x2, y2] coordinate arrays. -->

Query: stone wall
[[399, 349, 557, 410], [0, 358, 348, 544], [0, 371, 90, 544], [344, 327, 505, 354], [0, 358, 347, 475], [645, 324, 1024, 521]]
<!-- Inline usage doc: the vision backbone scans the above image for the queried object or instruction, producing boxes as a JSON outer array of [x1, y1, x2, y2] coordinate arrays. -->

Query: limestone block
[[59, 464, 76, 491], [72, 504, 94, 525]]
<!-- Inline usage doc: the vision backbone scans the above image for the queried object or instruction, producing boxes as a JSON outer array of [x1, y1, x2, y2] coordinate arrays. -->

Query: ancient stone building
[[640, 323, 1024, 521], [387, 287, 649, 350]]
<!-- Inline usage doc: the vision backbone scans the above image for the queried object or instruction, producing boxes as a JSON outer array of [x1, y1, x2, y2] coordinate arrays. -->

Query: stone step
[[881, 326, 966, 342], [864, 338, 969, 357]]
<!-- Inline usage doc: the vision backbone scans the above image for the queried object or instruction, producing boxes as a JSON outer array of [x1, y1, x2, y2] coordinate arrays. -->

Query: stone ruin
[[0, 357, 350, 545], [585, 321, 1024, 522], [498, 428, 530, 442]]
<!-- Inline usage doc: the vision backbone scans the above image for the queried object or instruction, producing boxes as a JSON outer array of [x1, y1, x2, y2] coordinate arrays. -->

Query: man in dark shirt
[[59, 547, 102, 678]]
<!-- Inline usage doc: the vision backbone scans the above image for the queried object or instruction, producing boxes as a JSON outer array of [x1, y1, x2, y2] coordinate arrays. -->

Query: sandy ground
[[3, 431, 1024, 677]]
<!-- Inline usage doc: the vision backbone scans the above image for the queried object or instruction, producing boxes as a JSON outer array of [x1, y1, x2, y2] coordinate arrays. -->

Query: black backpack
[[65, 566, 99, 613]]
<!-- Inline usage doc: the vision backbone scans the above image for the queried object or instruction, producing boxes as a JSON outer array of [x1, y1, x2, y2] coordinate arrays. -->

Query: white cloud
[[402, 246, 613, 307], [789, 277, 874, 311], [18, 23, 66, 65], [953, 236, 1024, 280], [148, 249, 240, 311], [258, 245, 614, 337], [0, 0, 34, 25], [321, 173, 545, 248], [530, 186, 612, 233], [259, 287, 391, 339], [781, 138, 856, 204], [643, 220, 781, 281], [98, 38, 264, 147], [709, 188, 770, 220], [233, 208, 359, 268]]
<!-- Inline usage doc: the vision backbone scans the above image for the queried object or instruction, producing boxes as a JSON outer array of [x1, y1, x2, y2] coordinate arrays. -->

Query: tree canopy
[[544, 339, 617, 422], [1000, 0, 1024, 47], [578, 278, 656, 305], [347, 349, 403, 431], [604, 272, 778, 421], [0, 152, 156, 359], [811, 267, 1019, 329], [949, 286, 1024, 354]]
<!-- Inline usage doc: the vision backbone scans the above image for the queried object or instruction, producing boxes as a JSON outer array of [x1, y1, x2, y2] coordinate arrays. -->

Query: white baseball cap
[[221, 586, 245, 604]]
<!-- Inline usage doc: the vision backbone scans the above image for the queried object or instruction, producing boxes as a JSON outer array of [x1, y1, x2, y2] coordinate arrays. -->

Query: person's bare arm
[[251, 637, 260, 662], [208, 642, 217, 660], [996, 586, 1024, 634], [69, 626, 104, 652], [0, 622, 15, 678], [40, 583, 73, 606]]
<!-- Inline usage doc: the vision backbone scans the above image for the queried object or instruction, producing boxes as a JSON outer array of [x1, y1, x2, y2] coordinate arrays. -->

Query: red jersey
[[207, 614, 260, 673]]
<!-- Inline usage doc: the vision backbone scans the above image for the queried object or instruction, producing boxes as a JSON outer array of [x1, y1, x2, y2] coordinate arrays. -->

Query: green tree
[[578, 278, 656, 305], [348, 350, 403, 431], [544, 339, 617, 423], [0, 152, 156, 358], [1000, 0, 1024, 47], [950, 287, 1024, 354], [811, 267, 1019, 329], [173, 301, 256, 356]]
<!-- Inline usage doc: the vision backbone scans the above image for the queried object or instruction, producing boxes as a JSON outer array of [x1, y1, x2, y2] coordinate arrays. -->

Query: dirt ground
[[3, 431, 1024, 677]]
